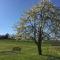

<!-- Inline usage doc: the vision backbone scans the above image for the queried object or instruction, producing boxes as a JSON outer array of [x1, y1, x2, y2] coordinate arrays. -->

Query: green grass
[[0, 39, 59, 60]]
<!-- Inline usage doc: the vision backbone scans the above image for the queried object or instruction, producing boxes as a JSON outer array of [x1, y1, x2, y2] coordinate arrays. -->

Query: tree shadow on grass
[[0, 47, 21, 55], [42, 54, 60, 60], [0, 50, 20, 55]]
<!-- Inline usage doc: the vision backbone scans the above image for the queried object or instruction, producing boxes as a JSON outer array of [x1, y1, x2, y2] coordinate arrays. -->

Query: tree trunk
[[37, 27, 43, 55], [37, 41, 42, 55]]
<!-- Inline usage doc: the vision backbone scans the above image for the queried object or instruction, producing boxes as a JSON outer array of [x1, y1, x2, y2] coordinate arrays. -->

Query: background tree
[[16, 0, 60, 55], [4, 33, 9, 39]]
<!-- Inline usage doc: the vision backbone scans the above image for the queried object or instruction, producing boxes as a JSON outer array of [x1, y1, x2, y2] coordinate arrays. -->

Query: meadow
[[0, 39, 60, 60]]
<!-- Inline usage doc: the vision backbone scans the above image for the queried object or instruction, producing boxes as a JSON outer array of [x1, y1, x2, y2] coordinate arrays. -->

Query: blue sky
[[0, 0, 60, 35]]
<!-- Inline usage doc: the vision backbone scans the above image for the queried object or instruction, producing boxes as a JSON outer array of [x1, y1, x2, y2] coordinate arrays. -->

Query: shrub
[[12, 47, 21, 52]]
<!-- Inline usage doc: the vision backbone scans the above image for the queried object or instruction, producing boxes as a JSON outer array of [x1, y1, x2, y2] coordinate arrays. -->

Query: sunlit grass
[[0, 39, 59, 60]]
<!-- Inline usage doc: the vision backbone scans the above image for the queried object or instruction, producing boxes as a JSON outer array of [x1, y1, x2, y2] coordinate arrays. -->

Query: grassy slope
[[0, 40, 59, 60]]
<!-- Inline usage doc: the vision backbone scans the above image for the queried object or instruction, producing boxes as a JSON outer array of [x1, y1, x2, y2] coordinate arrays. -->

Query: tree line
[[0, 33, 15, 40]]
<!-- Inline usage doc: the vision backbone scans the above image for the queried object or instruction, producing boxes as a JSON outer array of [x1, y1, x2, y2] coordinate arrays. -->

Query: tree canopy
[[17, 0, 60, 40]]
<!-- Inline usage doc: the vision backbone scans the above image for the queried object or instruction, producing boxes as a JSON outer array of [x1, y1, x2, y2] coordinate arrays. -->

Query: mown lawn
[[0, 40, 60, 60]]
